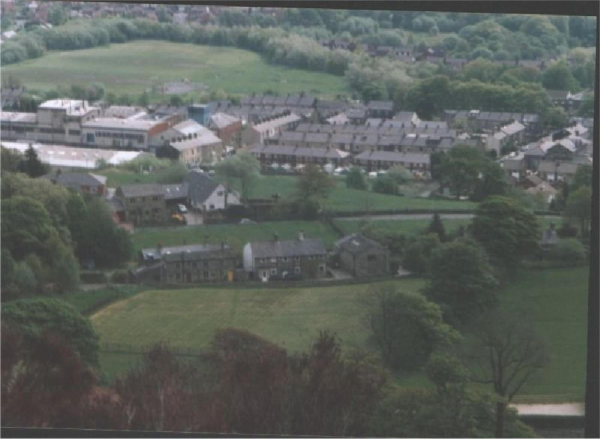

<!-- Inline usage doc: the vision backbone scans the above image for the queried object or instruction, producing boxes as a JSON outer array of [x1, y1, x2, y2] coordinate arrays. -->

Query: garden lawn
[[4, 40, 350, 98], [131, 220, 341, 256]]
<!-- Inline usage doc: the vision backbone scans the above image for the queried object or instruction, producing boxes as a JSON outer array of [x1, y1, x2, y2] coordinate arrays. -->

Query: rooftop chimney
[[298, 230, 305, 241]]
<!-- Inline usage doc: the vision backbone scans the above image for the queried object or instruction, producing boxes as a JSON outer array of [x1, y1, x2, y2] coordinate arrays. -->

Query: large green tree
[[215, 151, 261, 201], [471, 196, 541, 270], [564, 186, 592, 238], [1, 298, 100, 366], [436, 145, 486, 199], [366, 285, 459, 371], [425, 239, 499, 323], [1, 197, 56, 261]]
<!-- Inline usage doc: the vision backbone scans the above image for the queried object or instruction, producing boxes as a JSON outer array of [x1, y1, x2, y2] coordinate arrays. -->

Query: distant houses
[[135, 242, 239, 284], [333, 233, 390, 278], [42, 171, 107, 195], [243, 231, 328, 282]]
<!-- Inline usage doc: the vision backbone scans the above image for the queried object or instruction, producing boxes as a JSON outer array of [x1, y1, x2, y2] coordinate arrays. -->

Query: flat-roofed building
[[82, 117, 168, 150], [0, 141, 149, 170]]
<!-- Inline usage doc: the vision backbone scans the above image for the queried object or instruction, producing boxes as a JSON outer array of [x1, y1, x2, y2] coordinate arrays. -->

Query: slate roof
[[334, 233, 387, 256], [537, 161, 579, 174], [42, 172, 107, 187], [248, 238, 326, 258], [118, 184, 164, 198], [162, 183, 189, 200], [209, 112, 240, 130], [367, 100, 394, 111], [185, 170, 219, 204], [355, 150, 430, 164], [141, 243, 236, 262], [249, 144, 350, 159]]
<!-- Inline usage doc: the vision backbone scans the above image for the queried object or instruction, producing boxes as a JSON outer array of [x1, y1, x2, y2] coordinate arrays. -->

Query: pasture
[[222, 174, 477, 213], [4, 40, 351, 98], [91, 266, 590, 402]]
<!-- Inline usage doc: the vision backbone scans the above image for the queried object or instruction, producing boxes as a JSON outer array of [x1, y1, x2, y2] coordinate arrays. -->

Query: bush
[[372, 175, 399, 195], [547, 239, 587, 266], [557, 222, 578, 238], [111, 271, 130, 284], [346, 167, 368, 190], [79, 271, 108, 284]]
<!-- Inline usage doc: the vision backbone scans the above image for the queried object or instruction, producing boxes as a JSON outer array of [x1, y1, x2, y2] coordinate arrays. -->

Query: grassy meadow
[[4, 40, 350, 99], [91, 266, 590, 401], [223, 174, 477, 213]]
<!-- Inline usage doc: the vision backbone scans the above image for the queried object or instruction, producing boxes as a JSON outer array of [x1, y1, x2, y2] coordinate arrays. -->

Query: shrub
[[547, 239, 587, 266], [557, 222, 578, 238], [79, 271, 108, 284], [111, 271, 130, 284], [372, 175, 399, 195]]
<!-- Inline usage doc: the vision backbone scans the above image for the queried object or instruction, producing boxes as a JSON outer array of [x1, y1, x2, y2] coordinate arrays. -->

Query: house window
[[217, 191, 223, 196], [283, 257, 288, 262], [309, 255, 314, 260], [209, 204, 215, 210], [295, 256, 300, 261], [270, 268, 277, 275], [270, 258, 276, 263], [294, 266, 301, 274], [319, 265, 325, 273]]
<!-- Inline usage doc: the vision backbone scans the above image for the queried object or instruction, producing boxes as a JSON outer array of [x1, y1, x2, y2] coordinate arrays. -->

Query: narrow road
[[511, 403, 585, 416]]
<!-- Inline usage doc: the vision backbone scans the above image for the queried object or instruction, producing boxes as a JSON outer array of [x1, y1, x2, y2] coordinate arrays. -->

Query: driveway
[[183, 211, 204, 226]]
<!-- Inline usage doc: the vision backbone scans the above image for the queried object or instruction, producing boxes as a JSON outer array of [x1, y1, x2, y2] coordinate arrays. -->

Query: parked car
[[171, 213, 187, 224], [177, 204, 188, 214], [239, 218, 257, 225]]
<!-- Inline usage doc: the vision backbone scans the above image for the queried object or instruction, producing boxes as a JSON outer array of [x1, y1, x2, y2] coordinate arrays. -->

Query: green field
[[91, 267, 589, 400], [334, 216, 559, 237], [225, 175, 477, 213], [4, 40, 350, 98], [335, 218, 472, 237], [132, 220, 341, 256]]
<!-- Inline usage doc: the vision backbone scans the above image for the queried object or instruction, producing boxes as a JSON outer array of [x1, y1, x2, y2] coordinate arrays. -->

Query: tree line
[[1, 147, 133, 300]]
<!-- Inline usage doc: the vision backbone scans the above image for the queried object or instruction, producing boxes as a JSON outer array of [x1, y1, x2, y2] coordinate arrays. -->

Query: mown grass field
[[224, 175, 477, 213], [92, 266, 590, 401], [3, 41, 350, 98], [131, 220, 341, 256], [334, 216, 559, 238], [335, 217, 472, 237]]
